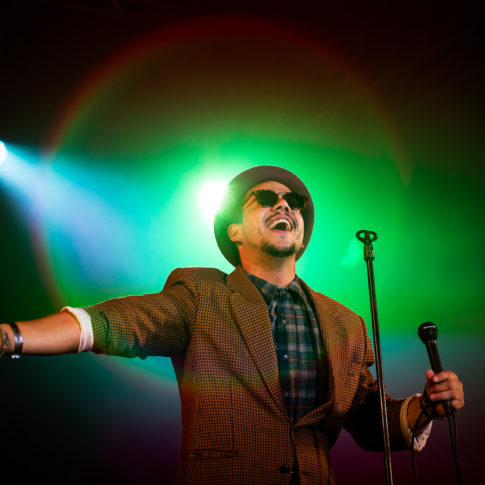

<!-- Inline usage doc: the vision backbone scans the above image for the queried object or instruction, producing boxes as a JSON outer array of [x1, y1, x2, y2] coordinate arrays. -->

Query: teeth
[[269, 218, 291, 230]]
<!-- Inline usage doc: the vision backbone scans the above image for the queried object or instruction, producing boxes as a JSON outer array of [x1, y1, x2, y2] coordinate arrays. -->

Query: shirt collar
[[244, 270, 305, 305]]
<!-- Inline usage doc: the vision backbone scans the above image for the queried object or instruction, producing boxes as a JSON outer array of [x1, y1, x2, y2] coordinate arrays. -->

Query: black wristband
[[8, 322, 23, 356], [420, 389, 444, 421]]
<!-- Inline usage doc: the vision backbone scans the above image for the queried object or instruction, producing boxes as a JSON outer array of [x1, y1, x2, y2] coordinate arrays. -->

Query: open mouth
[[268, 218, 292, 231]]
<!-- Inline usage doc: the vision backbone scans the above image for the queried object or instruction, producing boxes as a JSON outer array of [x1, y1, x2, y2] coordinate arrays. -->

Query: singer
[[0, 166, 464, 484]]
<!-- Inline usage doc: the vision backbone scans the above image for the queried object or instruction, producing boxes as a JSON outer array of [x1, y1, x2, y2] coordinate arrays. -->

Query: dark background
[[1, 1, 483, 484]]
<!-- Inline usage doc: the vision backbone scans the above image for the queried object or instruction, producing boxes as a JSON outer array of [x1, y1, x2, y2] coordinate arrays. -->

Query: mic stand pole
[[356, 230, 393, 485]]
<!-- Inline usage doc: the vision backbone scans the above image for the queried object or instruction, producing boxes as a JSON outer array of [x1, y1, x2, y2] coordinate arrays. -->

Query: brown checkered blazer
[[87, 266, 409, 485]]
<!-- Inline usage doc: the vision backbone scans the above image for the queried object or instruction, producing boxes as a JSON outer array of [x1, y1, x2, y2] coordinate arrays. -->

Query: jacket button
[[279, 465, 292, 474]]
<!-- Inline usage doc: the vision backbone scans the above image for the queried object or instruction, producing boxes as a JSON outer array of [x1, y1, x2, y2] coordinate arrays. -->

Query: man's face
[[228, 180, 305, 261]]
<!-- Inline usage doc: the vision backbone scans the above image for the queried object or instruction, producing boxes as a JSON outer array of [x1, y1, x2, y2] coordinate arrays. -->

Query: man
[[0, 165, 464, 484]]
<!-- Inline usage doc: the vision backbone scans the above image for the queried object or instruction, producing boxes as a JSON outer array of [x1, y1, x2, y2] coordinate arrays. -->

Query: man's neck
[[241, 255, 296, 287]]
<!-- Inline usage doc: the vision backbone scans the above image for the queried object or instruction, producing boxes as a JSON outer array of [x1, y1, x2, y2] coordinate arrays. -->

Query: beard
[[261, 241, 297, 258]]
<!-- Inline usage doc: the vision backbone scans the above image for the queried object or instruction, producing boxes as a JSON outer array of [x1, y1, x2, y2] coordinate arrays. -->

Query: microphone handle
[[424, 341, 452, 416], [424, 340, 443, 373]]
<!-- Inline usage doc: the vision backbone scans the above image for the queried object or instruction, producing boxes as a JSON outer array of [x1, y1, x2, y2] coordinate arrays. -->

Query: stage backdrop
[[1, 4, 482, 484]]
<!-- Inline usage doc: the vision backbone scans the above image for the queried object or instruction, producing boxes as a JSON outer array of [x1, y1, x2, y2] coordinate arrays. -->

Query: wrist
[[420, 390, 444, 421]]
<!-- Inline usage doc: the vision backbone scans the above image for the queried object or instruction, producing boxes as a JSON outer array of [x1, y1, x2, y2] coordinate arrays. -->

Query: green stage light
[[28, 17, 483, 409]]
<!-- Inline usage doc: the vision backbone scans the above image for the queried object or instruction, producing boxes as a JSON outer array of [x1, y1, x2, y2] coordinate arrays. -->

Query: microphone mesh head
[[418, 322, 438, 343]]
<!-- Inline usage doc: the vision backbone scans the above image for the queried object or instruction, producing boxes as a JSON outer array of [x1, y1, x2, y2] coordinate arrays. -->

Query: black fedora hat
[[214, 165, 314, 266]]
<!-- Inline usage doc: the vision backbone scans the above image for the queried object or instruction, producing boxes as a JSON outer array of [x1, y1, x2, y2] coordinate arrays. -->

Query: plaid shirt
[[246, 271, 328, 421]]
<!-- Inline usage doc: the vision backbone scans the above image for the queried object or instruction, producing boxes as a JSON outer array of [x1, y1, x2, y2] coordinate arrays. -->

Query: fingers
[[425, 369, 465, 413], [425, 369, 435, 383]]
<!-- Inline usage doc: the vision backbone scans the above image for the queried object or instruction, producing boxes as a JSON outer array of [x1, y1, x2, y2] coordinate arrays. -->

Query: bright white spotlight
[[0, 141, 7, 164], [199, 180, 228, 222]]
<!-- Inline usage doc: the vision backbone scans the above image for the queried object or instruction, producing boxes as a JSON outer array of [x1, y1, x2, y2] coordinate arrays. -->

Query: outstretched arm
[[0, 311, 80, 355]]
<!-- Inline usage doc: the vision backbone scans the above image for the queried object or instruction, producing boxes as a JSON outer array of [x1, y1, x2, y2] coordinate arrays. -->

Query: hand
[[424, 369, 464, 417]]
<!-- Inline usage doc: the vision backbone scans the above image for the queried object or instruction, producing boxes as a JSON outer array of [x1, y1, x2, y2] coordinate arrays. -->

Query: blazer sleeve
[[83, 268, 199, 359], [343, 319, 409, 451]]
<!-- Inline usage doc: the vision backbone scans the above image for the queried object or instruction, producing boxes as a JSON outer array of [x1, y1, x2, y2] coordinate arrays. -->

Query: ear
[[228, 223, 242, 243]]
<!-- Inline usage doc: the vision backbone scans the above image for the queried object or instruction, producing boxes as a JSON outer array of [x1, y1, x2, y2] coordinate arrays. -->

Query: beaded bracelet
[[0, 323, 22, 359], [0, 328, 10, 358]]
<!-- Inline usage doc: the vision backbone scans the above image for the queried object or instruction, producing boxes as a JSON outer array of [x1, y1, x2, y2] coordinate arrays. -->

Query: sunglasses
[[247, 189, 308, 211]]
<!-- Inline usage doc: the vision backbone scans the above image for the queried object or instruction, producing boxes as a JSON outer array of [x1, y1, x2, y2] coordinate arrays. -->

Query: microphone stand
[[356, 230, 393, 485]]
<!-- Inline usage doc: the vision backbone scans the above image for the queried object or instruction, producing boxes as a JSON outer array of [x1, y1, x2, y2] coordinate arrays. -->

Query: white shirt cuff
[[400, 393, 433, 451], [62, 306, 94, 353]]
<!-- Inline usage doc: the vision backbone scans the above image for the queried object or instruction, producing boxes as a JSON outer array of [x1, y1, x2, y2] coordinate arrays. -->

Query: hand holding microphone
[[418, 322, 464, 419]]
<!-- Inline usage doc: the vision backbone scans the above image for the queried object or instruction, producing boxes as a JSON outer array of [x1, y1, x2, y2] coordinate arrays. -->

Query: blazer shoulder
[[318, 292, 361, 319], [164, 266, 228, 288], [303, 280, 363, 322]]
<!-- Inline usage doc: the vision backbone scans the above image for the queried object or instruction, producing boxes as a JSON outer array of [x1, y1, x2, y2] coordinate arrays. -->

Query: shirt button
[[281, 319, 287, 324], [283, 354, 288, 359]]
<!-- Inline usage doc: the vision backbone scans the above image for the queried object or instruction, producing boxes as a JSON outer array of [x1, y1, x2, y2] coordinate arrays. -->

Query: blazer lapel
[[227, 267, 288, 419], [297, 280, 351, 425]]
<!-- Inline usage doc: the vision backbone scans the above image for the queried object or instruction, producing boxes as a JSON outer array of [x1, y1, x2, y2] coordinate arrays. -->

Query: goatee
[[261, 242, 297, 258]]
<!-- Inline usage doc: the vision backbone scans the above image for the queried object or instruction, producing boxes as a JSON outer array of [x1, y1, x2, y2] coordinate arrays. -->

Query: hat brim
[[214, 165, 314, 266]]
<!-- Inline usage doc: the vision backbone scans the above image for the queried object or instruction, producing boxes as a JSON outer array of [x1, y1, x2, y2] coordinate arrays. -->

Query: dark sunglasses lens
[[284, 193, 307, 210], [252, 190, 307, 210], [254, 190, 278, 207]]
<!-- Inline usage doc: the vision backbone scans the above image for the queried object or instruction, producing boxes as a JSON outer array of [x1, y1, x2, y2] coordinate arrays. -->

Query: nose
[[273, 194, 291, 213]]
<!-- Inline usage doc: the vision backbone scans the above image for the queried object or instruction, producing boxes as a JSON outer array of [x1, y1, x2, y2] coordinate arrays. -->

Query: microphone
[[418, 322, 451, 416]]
